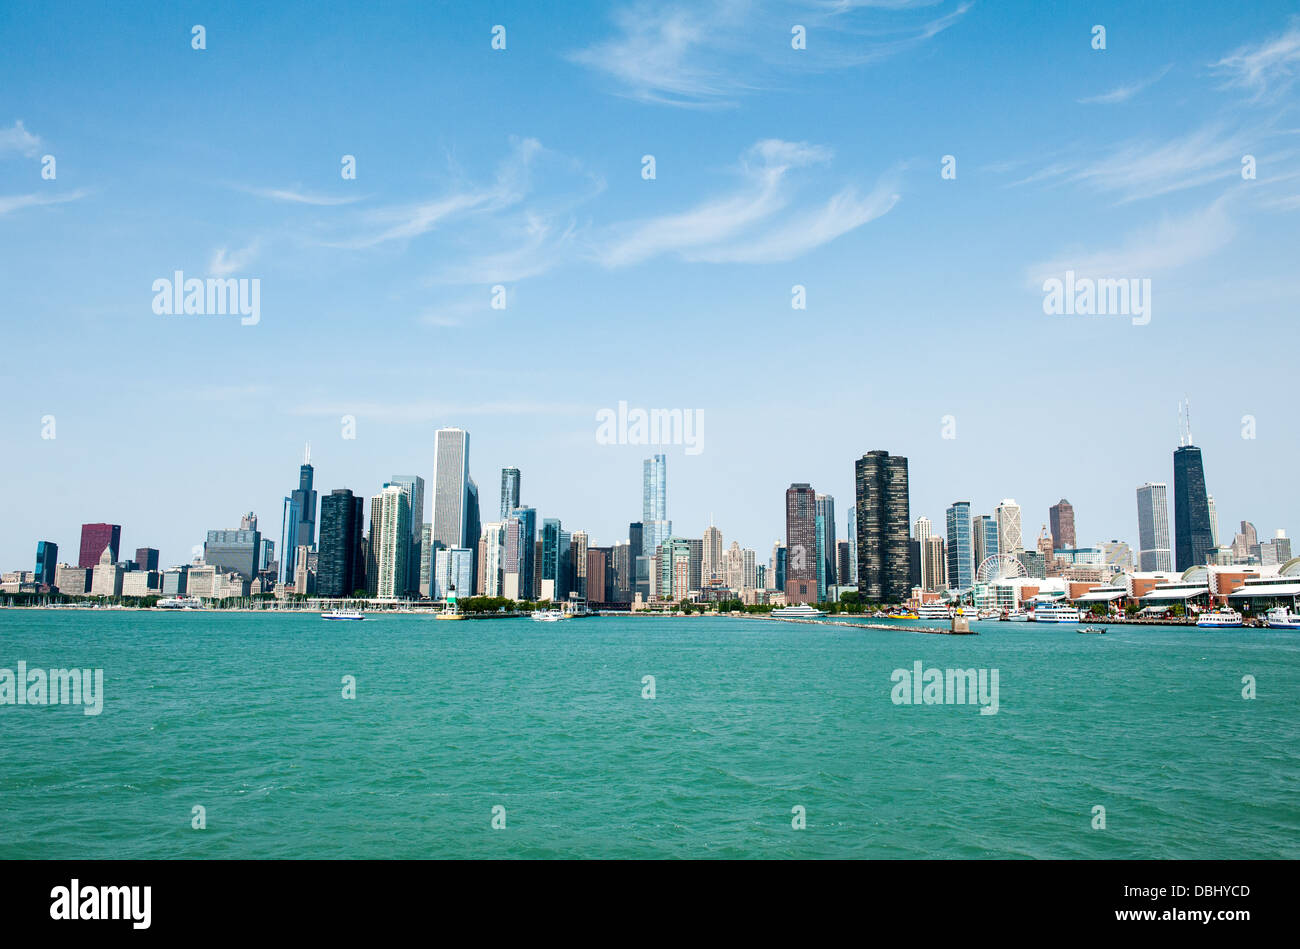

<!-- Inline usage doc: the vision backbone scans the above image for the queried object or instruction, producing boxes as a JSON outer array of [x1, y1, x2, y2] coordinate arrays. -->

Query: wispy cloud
[[208, 241, 260, 276], [0, 189, 87, 216], [238, 185, 364, 206], [1078, 64, 1172, 104], [0, 120, 42, 157], [287, 400, 587, 422], [1211, 19, 1300, 100], [569, 0, 972, 107], [1026, 196, 1237, 287], [593, 139, 895, 266]]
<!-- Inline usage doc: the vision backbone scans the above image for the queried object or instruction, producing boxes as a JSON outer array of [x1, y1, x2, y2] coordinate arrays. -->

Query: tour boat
[[1265, 607, 1300, 629], [157, 596, 203, 610], [885, 609, 919, 620], [771, 603, 827, 619], [1195, 608, 1242, 628], [322, 609, 365, 621], [1031, 603, 1082, 623], [531, 609, 566, 622], [916, 604, 952, 620]]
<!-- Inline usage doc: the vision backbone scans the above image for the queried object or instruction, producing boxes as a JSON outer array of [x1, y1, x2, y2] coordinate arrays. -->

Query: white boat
[[1000, 609, 1031, 622], [1265, 607, 1300, 629], [322, 609, 365, 621], [771, 603, 827, 619], [1032, 603, 1082, 623], [157, 596, 203, 610], [1196, 608, 1242, 628], [531, 609, 565, 622], [916, 604, 952, 620]]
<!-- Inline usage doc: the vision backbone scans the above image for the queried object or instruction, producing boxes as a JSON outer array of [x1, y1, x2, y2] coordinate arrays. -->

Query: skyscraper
[[78, 523, 121, 569], [431, 427, 470, 551], [1206, 494, 1219, 548], [280, 448, 318, 585], [846, 506, 858, 588], [389, 475, 426, 595], [134, 547, 160, 572], [855, 451, 911, 603], [945, 501, 974, 591], [481, 522, 505, 596], [785, 483, 818, 604], [571, 529, 589, 599], [1173, 445, 1213, 570], [1136, 483, 1172, 572], [641, 454, 671, 565], [1048, 499, 1075, 550], [318, 489, 366, 598], [922, 535, 947, 591], [371, 484, 412, 598], [702, 523, 723, 585], [35, 541, 58, 587], [995, 499, 1023, 554], [816, 493, 837, 590], [205, 525, 261, 579], [503, 506, 537, 601], [973, 514, 999, 569], [499, 467, 521, 520]]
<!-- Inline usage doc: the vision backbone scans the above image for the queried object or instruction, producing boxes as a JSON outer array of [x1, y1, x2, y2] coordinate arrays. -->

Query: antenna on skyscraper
[[1177, 401, 1185, 447], [1185, 398, 1193, 446], [305, 441, 311, 465]]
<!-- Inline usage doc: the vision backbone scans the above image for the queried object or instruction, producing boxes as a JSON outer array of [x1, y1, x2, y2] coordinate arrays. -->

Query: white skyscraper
[[914, 515, 933, 544], [1207, 495, 1219, 547], [703, 524, 723, 584], [482, 522, 505, 597], [432, 428, 470, 552], [1136, 482, 1173, 572], [995, 499, 1023, 555], [371, 484, 412, 599]]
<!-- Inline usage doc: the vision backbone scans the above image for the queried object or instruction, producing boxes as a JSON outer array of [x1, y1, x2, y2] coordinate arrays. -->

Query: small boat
[[1195, 608, 1242, 628], [1265, 607, 1300, 630], [885, 610, 919, 620], [322, 609, 365, 621], [1000, 610, 1031, 622], [1078, 626, 1107, 634], [531, 609, 565, 622], [771, 603, 827, 619]]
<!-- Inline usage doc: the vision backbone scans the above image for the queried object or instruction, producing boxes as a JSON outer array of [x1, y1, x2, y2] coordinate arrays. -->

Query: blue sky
[[2, 0, 1299, 570]]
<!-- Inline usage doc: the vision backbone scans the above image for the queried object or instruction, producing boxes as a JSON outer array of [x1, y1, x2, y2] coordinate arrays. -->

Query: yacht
[[1032, 603, 1082, 623], [771, 603, 827, 619], [1195, 608, 1242, 628], [916, 604, 952, 620], [531, 609, 566, 622], [1265, 607, 1300, 629], [322, 609, 365, 621]]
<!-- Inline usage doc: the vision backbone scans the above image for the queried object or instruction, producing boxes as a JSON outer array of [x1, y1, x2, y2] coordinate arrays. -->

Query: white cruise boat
[[1000, 609, 1031, 622], [916, 604, 951, 620], [1265, 607, 1300, 629], [1032, 603, 1082, 623], [1196, 608, 1242, 628], [157, 596, 203, 610], [771, 603, 827, 619], [322, 609, 365, 621], [531, 609, 565, 622]]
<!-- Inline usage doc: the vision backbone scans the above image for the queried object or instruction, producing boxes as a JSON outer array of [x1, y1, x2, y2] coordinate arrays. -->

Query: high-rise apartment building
[[499, 467, 521, 520], [816, 493, 837, 590], [370, 484, 412, 598], [503, 507, 537, 601], [855, 451, 911, 602], [785, 483, 819, 604], [973, 514, 999, 569], [1048, 499, 1075, 550], [995, 499, 1023, 554], [945, 501, 974, 591], [389, 475, 426, 595], [1136, 483, 1173, 572], [702, 524, 723, 585], [318, 489, 366, 598]]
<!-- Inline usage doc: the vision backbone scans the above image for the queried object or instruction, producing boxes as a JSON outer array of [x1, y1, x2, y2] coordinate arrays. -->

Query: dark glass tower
[[854, 451, 911, 602], [318, 489, 365, 598], [1173, 445, 1213, 570], [35, 541, 58, 586]]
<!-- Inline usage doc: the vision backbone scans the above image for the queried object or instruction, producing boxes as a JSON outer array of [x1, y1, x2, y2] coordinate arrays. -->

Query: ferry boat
[[1195, 608, 1242, 628], [157, 596, 203, 610], [916, 604, 951, 620], [1000, 609, 1031, 622], [322, 609, 365, 621], [531, 609, 566, 622], [1265, 607, 1300, 629], [885, 609, 919, 620], [1031, 603, 1082, 623], [771, 603, 827, 619]]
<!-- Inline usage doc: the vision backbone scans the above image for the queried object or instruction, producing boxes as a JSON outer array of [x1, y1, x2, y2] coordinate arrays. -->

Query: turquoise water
[[1, 611, 1297, 859]]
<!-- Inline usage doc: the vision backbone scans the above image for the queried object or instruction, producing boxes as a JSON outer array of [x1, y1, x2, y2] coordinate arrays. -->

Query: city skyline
[[4, 3, 1298, 573]]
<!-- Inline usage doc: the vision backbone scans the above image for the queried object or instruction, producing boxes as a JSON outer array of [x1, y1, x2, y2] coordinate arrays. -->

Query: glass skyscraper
[[318, 489, 366, 598], [1173, 445, 1213, 571], [641, 454, 671, 570], [945, 501, 974, 592], [280, 453, 318, 585], [499, 467, 521, 520]]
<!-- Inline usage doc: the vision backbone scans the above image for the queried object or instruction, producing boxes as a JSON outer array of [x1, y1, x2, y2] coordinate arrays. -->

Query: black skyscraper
[[855, 450, 911, 602], [1173, 445, 1213, 570], [318, 489, 365, 598]]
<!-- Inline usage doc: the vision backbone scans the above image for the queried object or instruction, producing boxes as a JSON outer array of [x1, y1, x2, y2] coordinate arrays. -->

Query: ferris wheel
[[976, 554, 1027, 584]]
